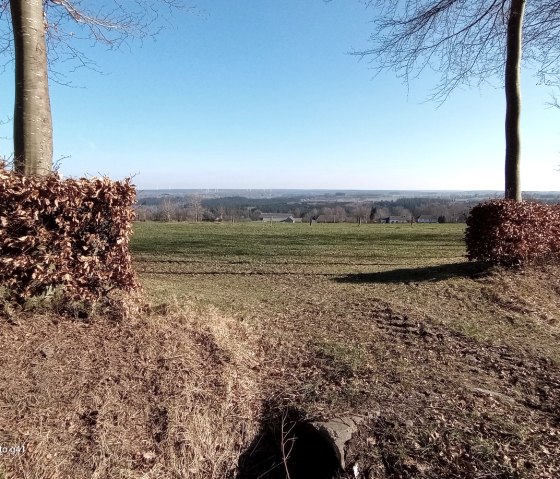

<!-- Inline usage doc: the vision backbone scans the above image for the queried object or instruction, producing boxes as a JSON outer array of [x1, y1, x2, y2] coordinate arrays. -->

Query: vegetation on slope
[[1, 222, 559, 478]]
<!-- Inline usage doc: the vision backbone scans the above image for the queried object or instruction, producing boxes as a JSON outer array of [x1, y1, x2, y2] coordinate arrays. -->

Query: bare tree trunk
[[504, 0, 525, 202], [11, 0, 53, 176]]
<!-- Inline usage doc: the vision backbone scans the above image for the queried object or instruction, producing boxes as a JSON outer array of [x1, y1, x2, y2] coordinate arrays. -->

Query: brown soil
[[1, 263, 560, 478], [338, 301, 560, 478]]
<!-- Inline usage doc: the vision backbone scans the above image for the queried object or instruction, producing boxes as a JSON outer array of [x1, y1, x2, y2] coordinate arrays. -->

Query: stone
[[307, 415, 365, 469]]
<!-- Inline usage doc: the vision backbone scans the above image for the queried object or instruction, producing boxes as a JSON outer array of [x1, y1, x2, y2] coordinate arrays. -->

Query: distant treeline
[[135, 194, 478, 223], [202, 196, 304, 213]]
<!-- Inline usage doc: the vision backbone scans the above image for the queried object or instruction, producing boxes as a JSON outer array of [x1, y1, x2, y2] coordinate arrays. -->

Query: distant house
[[260, 213, 300, 223], [417, 215, 439, 223], [381, 216, 410, 224]]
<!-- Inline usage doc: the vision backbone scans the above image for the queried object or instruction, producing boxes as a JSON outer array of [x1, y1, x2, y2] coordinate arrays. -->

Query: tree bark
[[504, 0, 525, 201], [11, 0, 53, 176]]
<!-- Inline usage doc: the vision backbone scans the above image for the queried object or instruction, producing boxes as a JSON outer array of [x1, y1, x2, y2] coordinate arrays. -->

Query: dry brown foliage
[[465, 200, 560, 264], [0, 297, 264, 478], [0, 162, 136, 301]]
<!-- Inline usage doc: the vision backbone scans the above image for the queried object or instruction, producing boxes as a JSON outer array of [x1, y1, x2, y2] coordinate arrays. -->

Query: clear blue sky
[[1, 0, 559, 191]]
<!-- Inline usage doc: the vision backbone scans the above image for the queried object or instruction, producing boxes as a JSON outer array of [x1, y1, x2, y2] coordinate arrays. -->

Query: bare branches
[[352, 0, 559, 199], [355, 0, 560, 100], [0, 1, 189, 74], [0, 0, 14, 71], [280, 410, 296, 479], [546, 89, 560, 109], [46, 0, 151, 48]]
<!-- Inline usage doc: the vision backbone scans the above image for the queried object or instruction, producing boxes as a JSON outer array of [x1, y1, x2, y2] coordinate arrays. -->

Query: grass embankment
[[1, 222, 559, 478]]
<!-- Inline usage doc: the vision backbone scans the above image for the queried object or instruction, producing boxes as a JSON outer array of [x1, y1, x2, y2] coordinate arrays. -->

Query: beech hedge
[[465, 200, 560, 265], [0, 163, 137, 301]]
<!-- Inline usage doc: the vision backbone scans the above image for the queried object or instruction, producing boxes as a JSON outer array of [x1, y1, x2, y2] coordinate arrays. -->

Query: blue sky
[[1, 0, 559, 191]]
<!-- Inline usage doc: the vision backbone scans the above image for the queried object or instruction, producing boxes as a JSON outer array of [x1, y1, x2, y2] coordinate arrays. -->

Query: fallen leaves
[[466, 200, 560, 265], [0, 163, 137, 301]]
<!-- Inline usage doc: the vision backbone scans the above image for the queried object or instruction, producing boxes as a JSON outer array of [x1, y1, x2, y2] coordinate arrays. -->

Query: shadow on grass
[[137, 271, 339, 276], [235, 403, 340, 479], [335, 261, 491, 284]]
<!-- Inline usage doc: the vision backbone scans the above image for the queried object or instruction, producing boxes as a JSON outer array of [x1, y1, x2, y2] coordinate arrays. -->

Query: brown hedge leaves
[[466, 200, 560, 265], [0, 163, 137, 301]]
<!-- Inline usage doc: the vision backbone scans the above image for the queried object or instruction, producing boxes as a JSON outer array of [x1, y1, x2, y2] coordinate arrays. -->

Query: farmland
[[1, 222, 559, 478], [132, 222, 558, 356], [132, 222, 468, 314], [131, 222, 560, 478]]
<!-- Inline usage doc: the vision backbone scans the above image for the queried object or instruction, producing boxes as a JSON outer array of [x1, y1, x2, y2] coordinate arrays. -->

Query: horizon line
[[134, 187, 560, 193]]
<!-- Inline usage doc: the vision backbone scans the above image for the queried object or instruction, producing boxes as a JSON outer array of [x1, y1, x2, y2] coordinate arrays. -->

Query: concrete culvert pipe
[[284, 421, 342, 479], [236, 410, 364, 479]]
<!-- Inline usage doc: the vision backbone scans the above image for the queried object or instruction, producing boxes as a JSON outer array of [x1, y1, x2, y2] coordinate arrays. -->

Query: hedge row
[[465, 200, 560, 265], [0, 163, 137, 301]]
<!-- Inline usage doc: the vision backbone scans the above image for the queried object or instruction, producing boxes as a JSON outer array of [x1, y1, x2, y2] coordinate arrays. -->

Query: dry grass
[[0, 296, 264, 479], [2, 223, 560, 478], [130, 222, 560, 478]]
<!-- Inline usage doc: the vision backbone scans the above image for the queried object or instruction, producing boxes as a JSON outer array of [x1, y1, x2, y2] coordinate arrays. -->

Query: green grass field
[[132, 220, 559, 354], [129, 221, 560, 477], [2, 221, 559, 478], [132, 221, 466, 264], [131, 222, 468, 310]]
